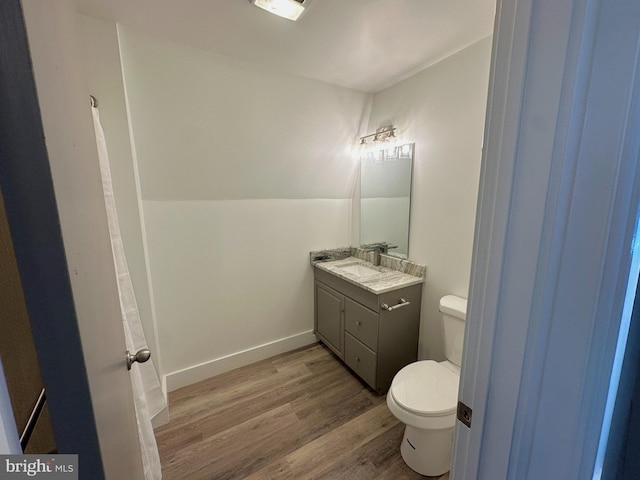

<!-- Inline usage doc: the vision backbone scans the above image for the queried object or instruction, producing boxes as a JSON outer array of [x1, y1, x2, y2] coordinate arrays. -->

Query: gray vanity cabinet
[[313, 267, 422, 393]]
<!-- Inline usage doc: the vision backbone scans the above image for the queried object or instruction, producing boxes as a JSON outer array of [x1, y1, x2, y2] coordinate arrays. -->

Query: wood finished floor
[[155, 343, 450, 480]]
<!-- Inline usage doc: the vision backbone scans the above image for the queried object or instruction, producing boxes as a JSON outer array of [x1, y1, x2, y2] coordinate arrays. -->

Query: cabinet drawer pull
[[381, 298, 410, 311], [355, 321, 361, 326]]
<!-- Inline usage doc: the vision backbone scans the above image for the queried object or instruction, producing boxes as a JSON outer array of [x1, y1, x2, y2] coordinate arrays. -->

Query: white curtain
[[91, 105, 166, 479]]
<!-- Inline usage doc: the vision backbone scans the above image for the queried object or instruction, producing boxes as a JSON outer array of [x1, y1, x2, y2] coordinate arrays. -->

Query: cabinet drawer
[[344, 333, 377, 388], [345, 298, 378, 351]]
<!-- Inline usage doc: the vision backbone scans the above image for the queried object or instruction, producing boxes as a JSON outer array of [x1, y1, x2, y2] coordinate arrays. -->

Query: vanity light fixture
[[359, 126, 405, 162], [359, 125, 397, 147], [249, 0, 308, 21]]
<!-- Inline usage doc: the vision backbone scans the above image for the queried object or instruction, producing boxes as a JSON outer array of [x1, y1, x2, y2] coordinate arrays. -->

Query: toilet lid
[[390, 360, 459, 417]]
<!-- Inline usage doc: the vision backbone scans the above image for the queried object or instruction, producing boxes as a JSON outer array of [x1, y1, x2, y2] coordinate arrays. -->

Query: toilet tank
[[439, 295, 467, 368]]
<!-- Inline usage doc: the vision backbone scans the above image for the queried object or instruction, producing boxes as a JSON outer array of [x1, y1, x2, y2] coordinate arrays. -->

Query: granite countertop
[[311, 255, 425, 294]]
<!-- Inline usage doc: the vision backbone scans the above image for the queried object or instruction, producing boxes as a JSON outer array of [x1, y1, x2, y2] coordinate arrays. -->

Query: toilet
[[386, 294, 467, 476]]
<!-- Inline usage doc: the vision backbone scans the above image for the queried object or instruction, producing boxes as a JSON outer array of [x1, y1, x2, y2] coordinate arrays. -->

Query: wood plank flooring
[[155, 343, 450, 480]]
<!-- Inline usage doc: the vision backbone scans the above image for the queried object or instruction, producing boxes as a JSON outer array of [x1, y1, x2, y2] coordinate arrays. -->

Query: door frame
[[0, 0, 104, 473], [454, 0, 640, 478]]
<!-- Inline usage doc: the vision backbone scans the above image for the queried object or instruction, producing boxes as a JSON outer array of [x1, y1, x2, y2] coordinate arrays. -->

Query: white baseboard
[[151, 406, 169, 429], [164, 330, 318, 392]]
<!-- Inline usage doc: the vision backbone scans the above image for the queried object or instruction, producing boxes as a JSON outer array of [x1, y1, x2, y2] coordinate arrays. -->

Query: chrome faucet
[[362, 242, 397, 266]]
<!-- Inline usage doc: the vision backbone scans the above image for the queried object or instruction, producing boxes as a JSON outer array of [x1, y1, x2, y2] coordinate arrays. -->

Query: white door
[[0, 1, 144, 478], [453, 0, 640, 478]]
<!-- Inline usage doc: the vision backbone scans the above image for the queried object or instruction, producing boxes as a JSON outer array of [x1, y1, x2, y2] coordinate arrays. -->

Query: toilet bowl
[[386, 295, 467, 476]]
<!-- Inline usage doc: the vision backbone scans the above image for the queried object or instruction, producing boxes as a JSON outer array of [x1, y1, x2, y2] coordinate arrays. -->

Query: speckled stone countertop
[[310, 248, 426, 294]]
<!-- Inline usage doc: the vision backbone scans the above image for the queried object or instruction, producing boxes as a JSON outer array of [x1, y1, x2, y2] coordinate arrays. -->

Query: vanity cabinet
[[313, 267, 422, 393]]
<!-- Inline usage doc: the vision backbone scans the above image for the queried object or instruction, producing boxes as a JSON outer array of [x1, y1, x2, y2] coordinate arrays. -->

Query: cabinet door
[[315, 282, 344, 357]]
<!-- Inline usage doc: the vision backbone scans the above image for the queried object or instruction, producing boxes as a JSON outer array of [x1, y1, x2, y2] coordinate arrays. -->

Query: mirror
[[360, 143, 414, 258]]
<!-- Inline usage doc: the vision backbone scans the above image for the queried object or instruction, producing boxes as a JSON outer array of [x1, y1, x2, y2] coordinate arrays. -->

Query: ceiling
[[75, 0, 496, 93]]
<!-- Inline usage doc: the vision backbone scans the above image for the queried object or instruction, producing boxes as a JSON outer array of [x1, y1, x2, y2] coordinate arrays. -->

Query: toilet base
[[400, 424, 454, 477]]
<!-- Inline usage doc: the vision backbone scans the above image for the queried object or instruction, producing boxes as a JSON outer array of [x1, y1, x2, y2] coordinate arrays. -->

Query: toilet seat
[[390, 360, 459, 417]]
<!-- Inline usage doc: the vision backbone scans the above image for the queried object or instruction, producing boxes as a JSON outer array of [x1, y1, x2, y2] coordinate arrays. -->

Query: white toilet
[[386, 294, 467, 476]]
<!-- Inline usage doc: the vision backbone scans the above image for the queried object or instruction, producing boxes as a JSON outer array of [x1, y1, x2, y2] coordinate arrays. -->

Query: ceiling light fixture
[[250, 0, 307, 21]]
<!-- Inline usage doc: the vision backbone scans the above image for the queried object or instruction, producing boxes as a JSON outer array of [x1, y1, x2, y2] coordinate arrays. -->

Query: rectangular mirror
[[360, 143, 414, 258]]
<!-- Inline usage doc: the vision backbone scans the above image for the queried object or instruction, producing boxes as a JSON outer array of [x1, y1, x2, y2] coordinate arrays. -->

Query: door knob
[[127, 348, 151, 370]]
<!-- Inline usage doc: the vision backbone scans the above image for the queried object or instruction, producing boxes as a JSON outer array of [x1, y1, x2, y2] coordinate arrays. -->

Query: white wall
[[143, 199, 349, 377], [367, 37, 492, 359], [117, 28, 369, 387]]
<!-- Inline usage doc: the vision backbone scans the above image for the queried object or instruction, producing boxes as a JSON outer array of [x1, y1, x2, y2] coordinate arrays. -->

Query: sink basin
[[338, 263, 381, 278]]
